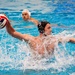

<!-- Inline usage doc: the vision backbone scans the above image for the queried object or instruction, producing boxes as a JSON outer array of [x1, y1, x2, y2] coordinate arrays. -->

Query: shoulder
[[30, 18, 39, 26]]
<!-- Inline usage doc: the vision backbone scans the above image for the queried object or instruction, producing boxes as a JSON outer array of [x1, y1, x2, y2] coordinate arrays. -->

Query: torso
[[28, 35, 57, 55]]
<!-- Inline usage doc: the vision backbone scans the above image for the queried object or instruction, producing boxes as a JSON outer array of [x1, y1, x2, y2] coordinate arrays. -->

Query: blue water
[[0, 0, 75, 75]]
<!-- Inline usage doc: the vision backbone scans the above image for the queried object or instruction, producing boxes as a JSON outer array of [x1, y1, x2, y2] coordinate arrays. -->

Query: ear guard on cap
[[38, 22, 45, 33]]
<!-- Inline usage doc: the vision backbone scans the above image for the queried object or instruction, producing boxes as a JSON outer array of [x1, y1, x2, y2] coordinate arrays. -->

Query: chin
[[23, 17, 30, 21], [23, 18, 27, 21], [47, 32, 51, 35]]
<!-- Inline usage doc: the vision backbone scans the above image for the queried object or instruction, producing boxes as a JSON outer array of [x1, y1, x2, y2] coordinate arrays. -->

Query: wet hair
[[38, 21, 50, 33]]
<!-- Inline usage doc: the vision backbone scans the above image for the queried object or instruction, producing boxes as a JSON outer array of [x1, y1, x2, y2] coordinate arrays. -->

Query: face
[[22, 12, 30, 21], [44, 23, 52, 35]]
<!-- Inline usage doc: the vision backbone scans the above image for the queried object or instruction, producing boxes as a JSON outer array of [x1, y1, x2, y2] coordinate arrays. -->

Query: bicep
[[11, 31, 32, 41]]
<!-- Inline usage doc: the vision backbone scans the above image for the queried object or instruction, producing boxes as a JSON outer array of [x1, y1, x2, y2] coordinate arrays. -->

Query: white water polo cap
[[0, 14, 7, 29], [22, 9, 31, 16]]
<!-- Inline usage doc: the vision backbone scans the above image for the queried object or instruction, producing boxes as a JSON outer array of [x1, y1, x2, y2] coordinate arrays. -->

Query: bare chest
[[28, 37, 56, 54]]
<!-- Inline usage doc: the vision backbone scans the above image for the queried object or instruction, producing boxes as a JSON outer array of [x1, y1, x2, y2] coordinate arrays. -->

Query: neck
[[39, 33, 47, 38]]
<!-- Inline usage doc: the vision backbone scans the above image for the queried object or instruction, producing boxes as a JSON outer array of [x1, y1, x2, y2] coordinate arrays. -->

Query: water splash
[[0, 30, 75, 73]]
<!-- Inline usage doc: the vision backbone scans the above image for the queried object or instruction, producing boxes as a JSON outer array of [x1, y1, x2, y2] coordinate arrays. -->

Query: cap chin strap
[[43, 33, 47, 36]]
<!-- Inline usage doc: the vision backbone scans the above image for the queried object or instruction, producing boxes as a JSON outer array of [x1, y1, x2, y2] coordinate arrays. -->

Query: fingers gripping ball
[[0, 14, 8, 29]]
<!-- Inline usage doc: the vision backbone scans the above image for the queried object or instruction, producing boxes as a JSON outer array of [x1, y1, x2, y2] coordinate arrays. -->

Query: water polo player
[[22, 9, 39, 25], [1, 14, 75, 56]]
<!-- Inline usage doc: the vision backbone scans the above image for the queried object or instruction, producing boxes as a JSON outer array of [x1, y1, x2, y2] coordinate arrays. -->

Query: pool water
[[0, 0, 75, 75]]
